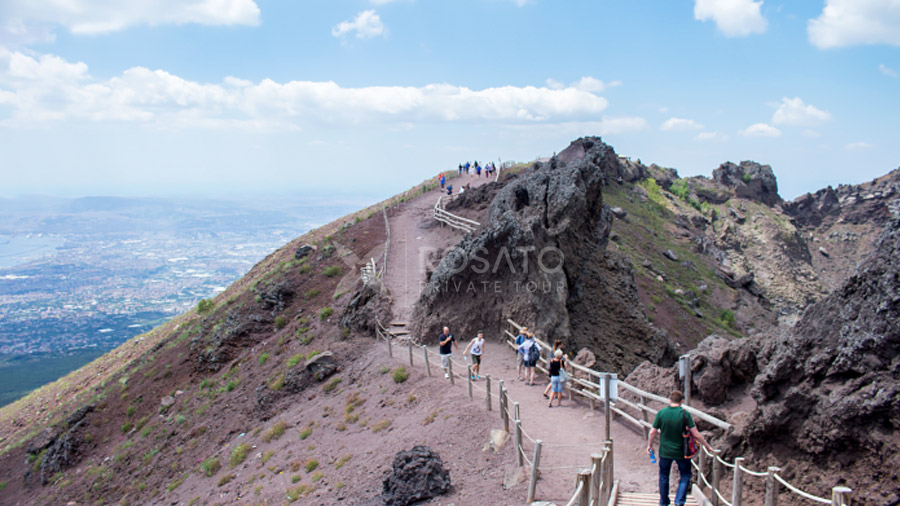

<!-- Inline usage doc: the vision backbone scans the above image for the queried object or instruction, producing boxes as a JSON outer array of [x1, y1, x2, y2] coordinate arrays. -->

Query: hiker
[[463, 331, 485, 380], [543, 339, 569, 400], [518, 331, 540, 385], [458, 163, 463, 176], [438, 326, 458, 379], [446, 184, 453, 196], [476, 164, 482, 177], [514, 327, 528, 380], [440, 174, 446, 189], [547, 349, 565, 407], [647, 391, 713, 506]]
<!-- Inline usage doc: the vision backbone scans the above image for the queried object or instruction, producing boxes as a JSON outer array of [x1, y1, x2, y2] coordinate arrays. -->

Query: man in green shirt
[[647, 391, 713, 506]]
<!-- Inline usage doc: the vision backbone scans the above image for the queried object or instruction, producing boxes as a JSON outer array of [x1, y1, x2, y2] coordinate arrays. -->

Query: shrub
[[323, 266, 342, 277], [262, 421, 288, 443], [217, 473, 235, 487], [719, 309, 737, 329], [287, 354, 305, 367], [670, 179, 690, 200], [299, 427, 312, 440], [335, 454, 352, 469], [392, 367, 409, 384], [304, 289, 320, 300], [319, 307, 333, 320], [742, 173, 752, 183], [286, 484, 314, 502], [126, 406, 136, 417], [371, 419, 392, 433], [274, 316, 287, 330], [229, 443, 252, 468], [175, 414, 187, 425], [269, 373, 285, 391], [323, 377, 342, 393], [121, 422, 133, 434], [261, 450, 275, 464], [312, 472, 324, 482], [304, 459, 319, 473], [298, 264, 312, 274], [197, 299, 215, 314]]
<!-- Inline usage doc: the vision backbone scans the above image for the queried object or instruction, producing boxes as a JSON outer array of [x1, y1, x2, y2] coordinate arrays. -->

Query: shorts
[[471, 354, 481, 365], [551, 376, 563, 393], [525, 358, 538, 368], [516, 353, 524, 367], [441, 354, 451, 369]]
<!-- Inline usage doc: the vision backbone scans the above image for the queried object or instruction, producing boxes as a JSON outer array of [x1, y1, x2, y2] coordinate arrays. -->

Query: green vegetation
[[371, 419, 392, 433], [299, 427, 312, 440], [126, 405, 136, 417], [291, 474, 302, 483], [262, 421, 288, 443], [323, 266, 343, 277], [229, 443, 252, 468], [261, 450, 275, 464], [218, 473, 235, 486], [670, 179, 690, 200], [298, 263, 312, 274], [304, 288, 320, 299], [323, 376, 342, 393], [304, 459, 319, 472], [718, 309, 737, 329], [197, 299, 215, 314], [269, 372, 285, 391], [167, 474, 187, 492], [121, 421, 133, 434], [742, 173, 752, 183], [319, 307, 334, 320], [379, 365, 390, 374], [286, 484, 315, 502], [312, 471, 324, 482], [335, 454, 352, 469], [287, 354, 305, 367], [274, 316, 288, 330], [306, 350, 322, 361], [392, 366, 409, 383]]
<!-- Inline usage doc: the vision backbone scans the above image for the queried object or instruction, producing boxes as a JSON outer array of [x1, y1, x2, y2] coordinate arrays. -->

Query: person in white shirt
[[463, 331, 485, 380]]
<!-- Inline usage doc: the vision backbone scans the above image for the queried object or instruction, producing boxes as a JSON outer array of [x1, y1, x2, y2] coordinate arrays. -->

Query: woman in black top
[[548, 349, 565, 407]]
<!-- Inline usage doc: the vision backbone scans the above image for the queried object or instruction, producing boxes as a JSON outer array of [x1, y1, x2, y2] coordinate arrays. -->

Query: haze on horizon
[[1, 0, 898, 201]]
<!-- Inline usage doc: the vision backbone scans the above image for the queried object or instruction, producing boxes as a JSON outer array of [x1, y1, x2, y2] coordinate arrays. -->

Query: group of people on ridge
[[457, 160, 497, 178]]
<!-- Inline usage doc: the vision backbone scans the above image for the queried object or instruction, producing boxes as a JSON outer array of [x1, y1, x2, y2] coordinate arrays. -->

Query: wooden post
[[680, 354, 692, 406], [514, 401, 520, 423], [831, 486, 852, 506], [467, 365, 473, 398], [698, 448, 708, 495], [732, 457, 745, 506], [448, 359, 454, 385], [603, 373, 612, 441], [485, 375, 492, 412], [764, 466, 780, 506], [499, 380, 508, 431], [711, 449, 722, 506], [640, 394, 650, 440], [590, 453, 603, 506], [606, 439, 614, 503], [576, 469, 591, 506], [514, 418, 524, 467], [386, 331, 392, 358], [600, 441, 612, 506], [527, 439, 542, 503], [423, 346, 431, 377], [408, 339, 413, 367]]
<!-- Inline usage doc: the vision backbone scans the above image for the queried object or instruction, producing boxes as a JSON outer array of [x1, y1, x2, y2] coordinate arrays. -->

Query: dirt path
[[384, 172, 493, 323], [378, 172, 658, 503]]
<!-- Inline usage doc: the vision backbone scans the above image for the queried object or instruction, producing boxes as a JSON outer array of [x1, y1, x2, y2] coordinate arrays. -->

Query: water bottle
[[649, 449, 657, 464]]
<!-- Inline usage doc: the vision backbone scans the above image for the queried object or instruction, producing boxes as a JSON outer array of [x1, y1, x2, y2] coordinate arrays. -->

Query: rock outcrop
[[411, 137, 673, 374], [381, 446, 451, 506], [712, 161, 782, 207]]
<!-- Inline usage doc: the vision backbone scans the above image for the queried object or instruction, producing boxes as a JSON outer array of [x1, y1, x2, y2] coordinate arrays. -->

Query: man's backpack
[[527, 343, 541, 363], [682, 409, 698, 459]]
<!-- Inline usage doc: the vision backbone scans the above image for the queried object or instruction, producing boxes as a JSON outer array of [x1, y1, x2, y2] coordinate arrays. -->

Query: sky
[[0, 0, 898, 201]]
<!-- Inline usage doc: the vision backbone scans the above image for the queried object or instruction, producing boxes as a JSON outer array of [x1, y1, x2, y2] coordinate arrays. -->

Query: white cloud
[[801, 129, 821, 138], [809, 0, 900, 48], [845, 141, 875, 151], [694, 0, 767, 37], [694, 131, 728, 142], [740, 122, 781, 137], [660, 117, 703, 131], [0, 0, 259, 38], [879, 63, 899, 78], [332, 10, 386, 39], [370, 0, 408, 4], [0, 48, 612, 129], [771, 97, 831, 127], [545, 78, 565, 90], [545, 76, 616, 93]]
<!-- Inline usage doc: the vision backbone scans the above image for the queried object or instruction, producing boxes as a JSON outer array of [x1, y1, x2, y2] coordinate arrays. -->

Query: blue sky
[[0, 0, 898, 200]]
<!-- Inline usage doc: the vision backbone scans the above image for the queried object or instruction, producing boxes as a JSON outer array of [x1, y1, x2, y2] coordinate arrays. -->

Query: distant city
[[0, 195, 362, 406]]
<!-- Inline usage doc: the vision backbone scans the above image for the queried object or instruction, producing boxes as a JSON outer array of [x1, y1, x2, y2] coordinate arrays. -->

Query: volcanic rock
[[381, 446, 451, 506], [713, 161, 782, 207]]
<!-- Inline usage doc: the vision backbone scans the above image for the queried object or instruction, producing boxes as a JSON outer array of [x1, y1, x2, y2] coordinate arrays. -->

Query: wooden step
[[390, 330, 410, 336], [389, 322, 407, 327], [616, 492, 699, 506]]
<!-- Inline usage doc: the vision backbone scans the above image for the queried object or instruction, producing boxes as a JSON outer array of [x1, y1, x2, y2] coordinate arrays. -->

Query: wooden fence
[[374, 319, 615, 504], [360, 257, 377, 285], [433, 196, 480, 234], [502, 319, 853, 506]]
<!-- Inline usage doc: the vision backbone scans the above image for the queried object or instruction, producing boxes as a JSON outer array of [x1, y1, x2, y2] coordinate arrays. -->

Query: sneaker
[[476, 375, 481, 379], [444, 373, 449, 379], [471, 375, 477, 381]]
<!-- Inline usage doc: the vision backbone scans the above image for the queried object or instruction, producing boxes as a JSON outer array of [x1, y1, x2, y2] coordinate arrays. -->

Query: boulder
[[340, 283, 392, 335], [294, 244, 315, 260], [610, 207, 627, 219], [663, 249, 679, 261], [258, 282, 294, 313], [160, 396, 176, 408], [712, 161, 783, 207], [27, 428, 59, 455], [382, 446, 451, 506]]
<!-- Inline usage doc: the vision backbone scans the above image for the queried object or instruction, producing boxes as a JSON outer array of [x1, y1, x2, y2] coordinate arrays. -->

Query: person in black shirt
[[438, 326, 457, 379], [547, 349, 565, 407]]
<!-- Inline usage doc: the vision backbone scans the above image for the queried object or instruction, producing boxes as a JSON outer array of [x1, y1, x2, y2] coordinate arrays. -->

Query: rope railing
[[773, 474, 833, 505]]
